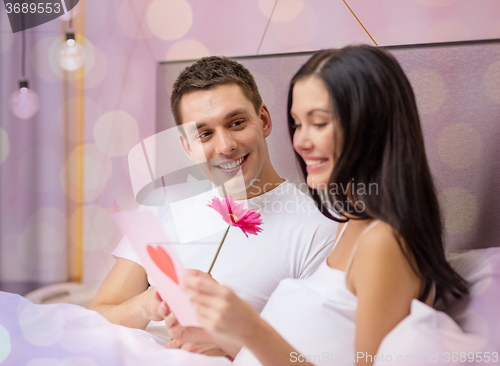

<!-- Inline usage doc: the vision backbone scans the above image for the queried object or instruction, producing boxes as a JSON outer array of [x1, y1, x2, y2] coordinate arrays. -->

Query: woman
[[181, 46, 468, 365]]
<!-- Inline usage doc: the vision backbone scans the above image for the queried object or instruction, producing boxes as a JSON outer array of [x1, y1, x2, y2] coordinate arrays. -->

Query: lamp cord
[[21, 14, 26, 79], [69, 0, 73, 30]]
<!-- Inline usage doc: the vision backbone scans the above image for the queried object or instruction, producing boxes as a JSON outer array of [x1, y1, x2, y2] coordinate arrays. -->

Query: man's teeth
[[218, 157, 245, 169], [305, 159, 326, 166]]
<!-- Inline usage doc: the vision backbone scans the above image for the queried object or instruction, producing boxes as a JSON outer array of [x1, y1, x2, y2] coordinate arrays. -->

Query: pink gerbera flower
[[206, 196, 263, 274], [207, 195, 262, 237]]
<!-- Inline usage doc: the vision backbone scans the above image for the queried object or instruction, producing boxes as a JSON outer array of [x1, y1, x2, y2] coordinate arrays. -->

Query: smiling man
[[89, 57, 338, 358], [175, 81, 281, 200]]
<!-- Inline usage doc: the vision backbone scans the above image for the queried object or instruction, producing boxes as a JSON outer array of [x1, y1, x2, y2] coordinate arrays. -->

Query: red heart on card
[[147, 244, 179, 284]]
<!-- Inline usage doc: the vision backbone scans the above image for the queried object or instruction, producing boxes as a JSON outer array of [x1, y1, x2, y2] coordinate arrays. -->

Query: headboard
[[155, 39, 500, 251]]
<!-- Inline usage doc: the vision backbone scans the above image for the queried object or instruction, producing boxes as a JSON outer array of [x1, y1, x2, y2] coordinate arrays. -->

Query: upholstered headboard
[[155, 39, 500, 251]]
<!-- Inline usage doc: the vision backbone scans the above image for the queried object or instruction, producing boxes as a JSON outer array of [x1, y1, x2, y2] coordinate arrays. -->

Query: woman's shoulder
[[358, 220, 402, 251], [354, 220, 411, 274], [351, 221, 420, 298]]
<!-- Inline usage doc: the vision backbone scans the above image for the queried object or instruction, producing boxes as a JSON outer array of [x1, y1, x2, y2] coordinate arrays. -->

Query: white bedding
[[375, 247, 500, 366], [0, 291, 231, 366], [1, 248, 498, 365]]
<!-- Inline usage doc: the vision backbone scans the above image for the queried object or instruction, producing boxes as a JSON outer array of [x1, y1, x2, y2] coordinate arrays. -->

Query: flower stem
[[208, 225, 230, 275]]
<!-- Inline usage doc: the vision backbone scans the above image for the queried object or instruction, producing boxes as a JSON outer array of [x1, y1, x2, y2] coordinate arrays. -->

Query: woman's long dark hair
[[287, 45, 468, 304]]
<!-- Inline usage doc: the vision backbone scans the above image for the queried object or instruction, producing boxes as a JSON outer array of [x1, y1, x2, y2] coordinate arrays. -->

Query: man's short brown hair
[[170, 56, 263, 126]]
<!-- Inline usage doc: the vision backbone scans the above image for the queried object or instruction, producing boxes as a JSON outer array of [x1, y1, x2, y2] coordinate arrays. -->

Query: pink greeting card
[[113, 210, 201, 327]]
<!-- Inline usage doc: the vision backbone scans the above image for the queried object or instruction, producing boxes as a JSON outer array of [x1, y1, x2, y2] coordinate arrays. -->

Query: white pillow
[[374, 248, 500, 366]]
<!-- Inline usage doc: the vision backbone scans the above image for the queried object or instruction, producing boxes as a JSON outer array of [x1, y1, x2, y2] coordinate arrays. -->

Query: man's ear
[[179, 133, 196, 162], [259, 103, 273, 138]]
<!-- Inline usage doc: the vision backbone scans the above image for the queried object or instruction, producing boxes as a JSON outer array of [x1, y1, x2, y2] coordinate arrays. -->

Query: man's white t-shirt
[[112, 180, 338, 340]]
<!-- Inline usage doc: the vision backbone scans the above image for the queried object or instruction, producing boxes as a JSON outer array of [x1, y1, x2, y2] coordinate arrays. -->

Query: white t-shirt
[[112, 180, 338, 341]]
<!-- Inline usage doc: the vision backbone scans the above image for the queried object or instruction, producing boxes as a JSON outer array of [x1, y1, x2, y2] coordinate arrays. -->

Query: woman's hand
[[183, 270, 261, 344], [183, 270, 304, 365]]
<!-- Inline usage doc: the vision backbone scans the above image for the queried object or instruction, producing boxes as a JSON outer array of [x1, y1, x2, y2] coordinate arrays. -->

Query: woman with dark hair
[[178, 45, 469, 366]]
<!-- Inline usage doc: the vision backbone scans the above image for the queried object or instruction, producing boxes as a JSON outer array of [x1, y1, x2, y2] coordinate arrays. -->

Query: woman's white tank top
[[233, 220, 381, 366]]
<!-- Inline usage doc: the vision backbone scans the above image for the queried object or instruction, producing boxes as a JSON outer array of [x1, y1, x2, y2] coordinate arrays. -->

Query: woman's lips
[[304, 158, 328, 173]]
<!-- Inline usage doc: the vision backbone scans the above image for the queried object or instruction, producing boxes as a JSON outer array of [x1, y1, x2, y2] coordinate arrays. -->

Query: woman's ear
[[260, 103, 273, 138]]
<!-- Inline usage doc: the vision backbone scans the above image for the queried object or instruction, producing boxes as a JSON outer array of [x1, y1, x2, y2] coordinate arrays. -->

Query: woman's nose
[[293, 128, 313, 152]]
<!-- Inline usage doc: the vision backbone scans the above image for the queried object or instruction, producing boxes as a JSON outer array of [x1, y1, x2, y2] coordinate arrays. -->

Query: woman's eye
[[314, 123, 327, 128], [292, 123, 302, 129]]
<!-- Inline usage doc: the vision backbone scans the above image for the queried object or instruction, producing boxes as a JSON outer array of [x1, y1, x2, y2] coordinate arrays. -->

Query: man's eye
[[231, 120, 245, 128], [197, 131, 211, 140]]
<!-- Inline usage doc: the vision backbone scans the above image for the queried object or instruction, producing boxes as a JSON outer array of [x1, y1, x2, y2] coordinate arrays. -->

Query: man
[[90, 56, 337, 357]]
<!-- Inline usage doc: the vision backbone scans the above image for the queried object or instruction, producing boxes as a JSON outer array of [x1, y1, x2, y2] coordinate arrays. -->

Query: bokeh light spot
[[271, 3, 317, 47], [417, 0, 456, 7], [18, 223, 65, 271], [147, 0, 193, 41], [70, 205, 114, 252], [18, 303, 65, 346], [60, 144, 112, 202], [427, 19, 471, 43], [438, 123, 482, 170], [438, 187, 478, 235], [0, 325, 11, 363], [407, 69, 447, 115], [61, 358, 98, 366], [48, 35, 96, 81], [258, 0, 304, 22], [94, 111, 140, 157], [72, 45, 108, 90], [27, 359, 62, 366], [484, 59, 500, 105]]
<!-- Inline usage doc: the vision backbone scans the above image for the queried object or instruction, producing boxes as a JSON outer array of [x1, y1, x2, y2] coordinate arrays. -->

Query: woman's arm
[[348, 224, 423, 366], [183, 273, 309, 365]]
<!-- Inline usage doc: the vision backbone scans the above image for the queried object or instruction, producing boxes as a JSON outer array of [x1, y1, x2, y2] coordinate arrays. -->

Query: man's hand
[[164, 311, 235, 359], [163, 269, 239, 358], [165, 339, 231, 358], [164, 271, 216, 343], [139, 287, 170, 322], [89, 258, 169, 329], [183, 269, 261, 344]]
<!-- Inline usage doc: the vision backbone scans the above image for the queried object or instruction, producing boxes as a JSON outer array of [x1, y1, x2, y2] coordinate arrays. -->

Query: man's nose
[[215, 130, 237, 155]]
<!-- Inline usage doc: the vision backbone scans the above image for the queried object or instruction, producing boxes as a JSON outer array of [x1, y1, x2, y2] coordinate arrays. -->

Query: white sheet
[[1, 248, 499, 365], [0, 291, 231, 366]]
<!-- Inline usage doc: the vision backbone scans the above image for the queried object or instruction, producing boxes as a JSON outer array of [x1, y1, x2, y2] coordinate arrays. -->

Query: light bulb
[[9, 81, 40, 119], [58, 32, 86, 71]]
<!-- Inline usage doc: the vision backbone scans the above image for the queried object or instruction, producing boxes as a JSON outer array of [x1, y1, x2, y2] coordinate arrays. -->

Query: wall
[[0, 0, 499, 286]]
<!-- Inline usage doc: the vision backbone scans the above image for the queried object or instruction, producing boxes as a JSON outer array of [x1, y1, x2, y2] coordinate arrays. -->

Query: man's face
[[179, 83, 273, 198]]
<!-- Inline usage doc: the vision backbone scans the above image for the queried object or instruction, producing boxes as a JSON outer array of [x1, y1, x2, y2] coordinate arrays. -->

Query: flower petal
[[208, 196, 263, 236]]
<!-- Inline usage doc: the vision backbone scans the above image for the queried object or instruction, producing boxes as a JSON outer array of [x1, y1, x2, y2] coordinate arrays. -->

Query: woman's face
[[291, 76, 337, 190]]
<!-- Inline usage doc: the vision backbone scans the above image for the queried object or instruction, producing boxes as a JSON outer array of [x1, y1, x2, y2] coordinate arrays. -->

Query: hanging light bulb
[[58, 32, 86, 71], [9, 80, 40, 119]]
